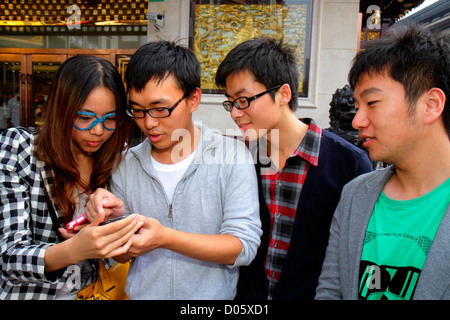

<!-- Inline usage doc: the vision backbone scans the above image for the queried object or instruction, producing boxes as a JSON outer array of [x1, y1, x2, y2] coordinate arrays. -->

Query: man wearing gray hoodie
[[86, 41, 262, 300]]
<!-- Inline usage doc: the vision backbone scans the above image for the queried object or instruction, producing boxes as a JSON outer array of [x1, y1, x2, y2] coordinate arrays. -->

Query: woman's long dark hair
[[34, 55, 133, 223]]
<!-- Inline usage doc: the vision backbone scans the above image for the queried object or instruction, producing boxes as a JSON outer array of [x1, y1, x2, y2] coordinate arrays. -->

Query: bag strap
[[43, 185, 65, 243], [96, 259, 112, 289]]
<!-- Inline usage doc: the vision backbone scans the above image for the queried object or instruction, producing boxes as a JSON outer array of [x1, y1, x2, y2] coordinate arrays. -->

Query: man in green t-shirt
[[315, 24, 450, 300]]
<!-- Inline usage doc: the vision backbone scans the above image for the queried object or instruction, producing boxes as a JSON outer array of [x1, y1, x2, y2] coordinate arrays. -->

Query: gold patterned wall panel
[[0, 0, 148, 24], [193, 3, 311, 96]]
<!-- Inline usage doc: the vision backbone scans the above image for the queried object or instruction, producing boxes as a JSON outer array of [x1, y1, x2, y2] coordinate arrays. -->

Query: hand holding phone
[[100, 215, 141, 234]]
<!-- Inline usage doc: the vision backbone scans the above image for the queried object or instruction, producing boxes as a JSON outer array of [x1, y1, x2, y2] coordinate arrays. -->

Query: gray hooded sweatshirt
[[110, 123, 262, 300]]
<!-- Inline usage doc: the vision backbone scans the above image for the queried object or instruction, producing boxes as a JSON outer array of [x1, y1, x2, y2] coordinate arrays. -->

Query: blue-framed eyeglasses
[[73, 111, 116, 131]]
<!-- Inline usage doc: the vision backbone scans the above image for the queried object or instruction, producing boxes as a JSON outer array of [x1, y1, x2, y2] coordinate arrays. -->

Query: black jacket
[[236, 128, 373, 300]]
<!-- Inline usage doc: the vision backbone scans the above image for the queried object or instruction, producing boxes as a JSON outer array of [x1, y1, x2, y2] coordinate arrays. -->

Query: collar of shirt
[[255, 118, 322, 170]]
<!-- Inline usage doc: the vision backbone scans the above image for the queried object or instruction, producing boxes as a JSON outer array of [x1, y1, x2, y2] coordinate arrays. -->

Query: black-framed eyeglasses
[[126, 92, 189, 119], [222, 85, 282, 112]]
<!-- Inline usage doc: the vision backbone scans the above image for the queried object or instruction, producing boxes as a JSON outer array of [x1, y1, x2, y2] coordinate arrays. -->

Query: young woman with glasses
[[0, 55, 141, 299]]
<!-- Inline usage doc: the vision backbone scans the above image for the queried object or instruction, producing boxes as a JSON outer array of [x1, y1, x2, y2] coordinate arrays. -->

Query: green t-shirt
[[359, 177, 450, 300]]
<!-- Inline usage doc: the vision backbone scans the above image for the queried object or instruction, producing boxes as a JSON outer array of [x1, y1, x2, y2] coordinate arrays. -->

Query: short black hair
[[349, 24, 450, 136], [126, 40, 201, 96], [215, 36, 299, 111]]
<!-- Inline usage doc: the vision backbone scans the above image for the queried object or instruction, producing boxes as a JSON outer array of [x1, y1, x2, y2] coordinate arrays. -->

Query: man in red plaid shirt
[[216, 37, 373, 300]]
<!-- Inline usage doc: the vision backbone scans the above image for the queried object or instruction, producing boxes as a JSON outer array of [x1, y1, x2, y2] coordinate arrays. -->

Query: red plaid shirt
[[259, 119, 322, 299]]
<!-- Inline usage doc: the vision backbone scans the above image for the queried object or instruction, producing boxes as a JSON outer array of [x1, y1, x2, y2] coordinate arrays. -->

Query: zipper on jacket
[[168, 203, 173, 219], [168, 202, 174, 299]]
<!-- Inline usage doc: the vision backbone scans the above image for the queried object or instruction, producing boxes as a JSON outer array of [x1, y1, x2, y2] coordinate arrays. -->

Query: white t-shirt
[[151, 149, 196, 203]]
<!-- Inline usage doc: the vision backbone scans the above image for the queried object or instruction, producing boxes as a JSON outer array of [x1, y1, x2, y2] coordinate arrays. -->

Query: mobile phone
[[99, 216, 126, 226], [66, 213, 87, 230]]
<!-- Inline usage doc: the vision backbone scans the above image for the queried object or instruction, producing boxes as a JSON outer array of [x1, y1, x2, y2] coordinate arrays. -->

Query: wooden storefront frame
[[0, 48, 135, 127]]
